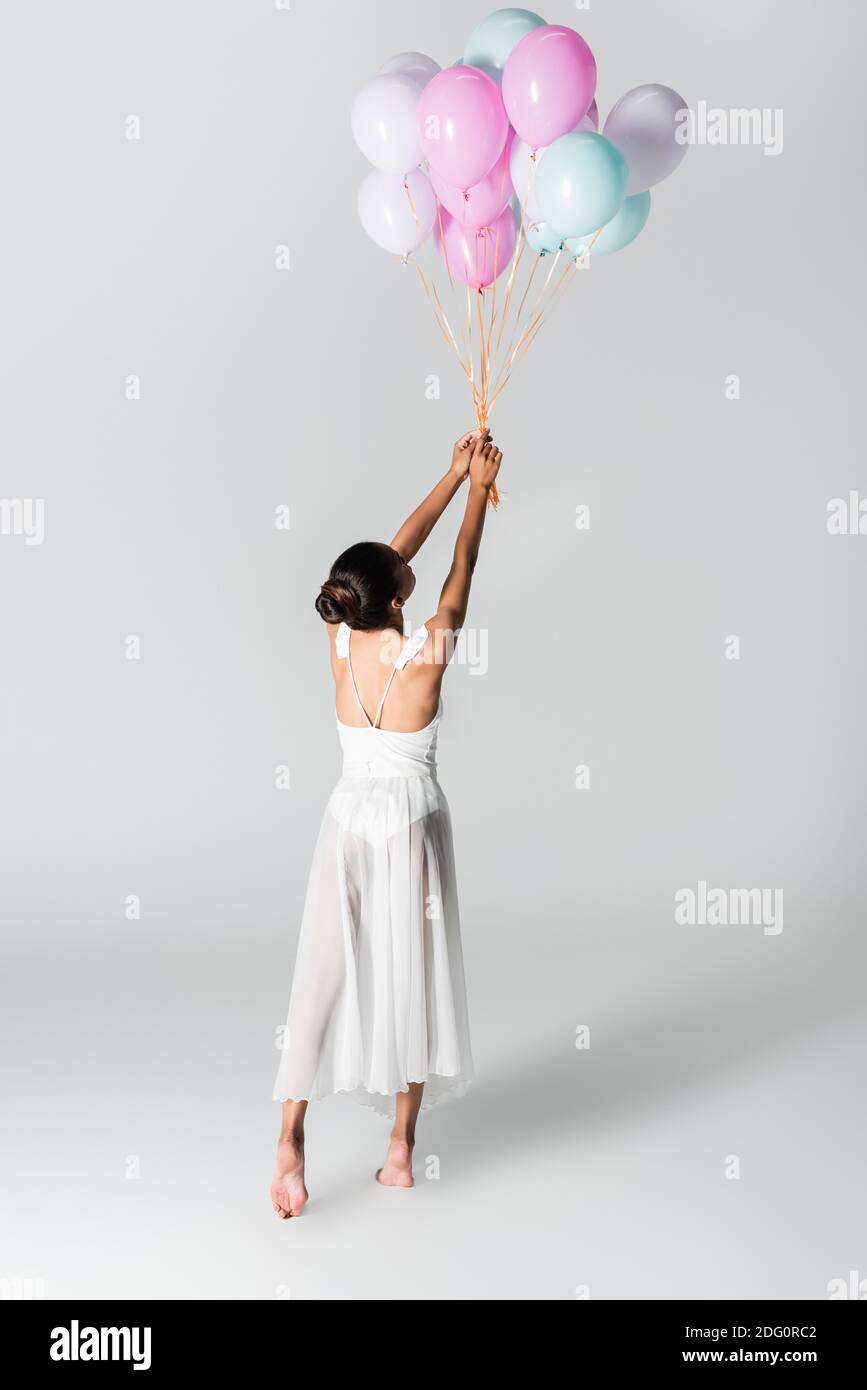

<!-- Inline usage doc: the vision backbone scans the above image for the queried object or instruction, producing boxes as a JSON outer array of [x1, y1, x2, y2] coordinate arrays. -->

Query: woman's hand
[[469, 433, 502, 493], [450, 427, 490, 481]]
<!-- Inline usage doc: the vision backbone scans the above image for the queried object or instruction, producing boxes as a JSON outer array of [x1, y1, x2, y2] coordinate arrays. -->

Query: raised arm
[[389, 428, 489, 562], [430, 434, 502, 639]]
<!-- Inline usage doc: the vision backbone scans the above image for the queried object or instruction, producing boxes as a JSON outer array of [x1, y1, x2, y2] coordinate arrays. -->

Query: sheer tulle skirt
[[272, 774, 473, 1118]]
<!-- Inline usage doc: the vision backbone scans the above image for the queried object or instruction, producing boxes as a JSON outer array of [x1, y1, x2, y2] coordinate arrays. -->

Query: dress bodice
[[337, 702, 442, 779]]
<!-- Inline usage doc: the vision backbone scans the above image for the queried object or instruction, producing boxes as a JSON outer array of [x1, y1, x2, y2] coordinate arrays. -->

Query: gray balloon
[[603, 83, 689, 195]]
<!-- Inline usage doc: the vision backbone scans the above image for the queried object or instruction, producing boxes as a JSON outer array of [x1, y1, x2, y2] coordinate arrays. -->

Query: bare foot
[[376, 1137, 414, 1188], [270, 1136, 309, 1218]]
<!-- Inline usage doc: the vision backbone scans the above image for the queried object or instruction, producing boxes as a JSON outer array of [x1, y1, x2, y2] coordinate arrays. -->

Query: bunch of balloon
[[352, 10, 689, 504]]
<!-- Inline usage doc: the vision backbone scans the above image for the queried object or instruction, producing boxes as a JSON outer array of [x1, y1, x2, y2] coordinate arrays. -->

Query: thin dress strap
[[371, 666, 399, 729], [373, 626, 429, 726], [343, 625, 430, 729], [344, 629, 373, 727]]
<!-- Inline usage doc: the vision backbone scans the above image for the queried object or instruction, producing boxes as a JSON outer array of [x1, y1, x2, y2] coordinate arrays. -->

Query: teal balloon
[[536, 131, 628, 239], [525, 219, 562, 256], [566, 191, 651, 259], [451, 55, 502, 85], [464, 8, 547, 73]]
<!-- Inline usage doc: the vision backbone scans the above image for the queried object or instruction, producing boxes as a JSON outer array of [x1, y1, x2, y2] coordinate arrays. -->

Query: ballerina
[[270, 427, 503, 1217]]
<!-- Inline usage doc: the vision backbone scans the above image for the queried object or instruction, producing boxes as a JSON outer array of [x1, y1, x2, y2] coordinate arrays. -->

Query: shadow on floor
[[423, 954, 861, 1179]]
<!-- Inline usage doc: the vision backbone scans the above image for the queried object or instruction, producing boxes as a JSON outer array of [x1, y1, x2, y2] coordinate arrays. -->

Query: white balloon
[[351, 74, 422, 174], [378, 51, 441, 89], [510, 137, 542, 221], [357, 168, 436, 256]]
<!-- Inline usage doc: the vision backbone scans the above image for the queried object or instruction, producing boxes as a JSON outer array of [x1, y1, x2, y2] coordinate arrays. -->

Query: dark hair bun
[[315, 541, 404, 630], [315, 579, 360, 625]]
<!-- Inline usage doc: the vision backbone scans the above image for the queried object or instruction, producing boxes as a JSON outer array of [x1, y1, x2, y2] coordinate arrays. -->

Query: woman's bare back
[[329, 623, 442, 732]]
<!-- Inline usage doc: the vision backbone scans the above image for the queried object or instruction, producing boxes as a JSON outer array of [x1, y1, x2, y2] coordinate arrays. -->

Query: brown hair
[[315, 542, 404, 631]]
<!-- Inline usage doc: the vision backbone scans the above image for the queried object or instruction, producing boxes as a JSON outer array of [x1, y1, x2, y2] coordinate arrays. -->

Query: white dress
[[272, 622, 474, 1117]]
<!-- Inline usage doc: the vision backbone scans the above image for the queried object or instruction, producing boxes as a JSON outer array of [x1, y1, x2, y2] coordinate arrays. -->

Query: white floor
[[3, 931, 863, 1301]]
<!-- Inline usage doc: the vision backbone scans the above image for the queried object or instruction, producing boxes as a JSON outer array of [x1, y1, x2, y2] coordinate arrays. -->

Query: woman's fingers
[[470, 430, 498, 465]]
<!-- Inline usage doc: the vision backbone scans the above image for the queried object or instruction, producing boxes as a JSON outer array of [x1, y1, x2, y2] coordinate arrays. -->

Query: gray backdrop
[[1, 0, 864, 1300]]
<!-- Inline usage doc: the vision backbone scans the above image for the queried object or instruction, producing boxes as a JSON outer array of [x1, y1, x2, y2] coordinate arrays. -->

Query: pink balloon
[[502, 25, 597, 151], [429, 130, 514, 228], [418, 66, 509, 191], [435, 205, 517, 288]]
